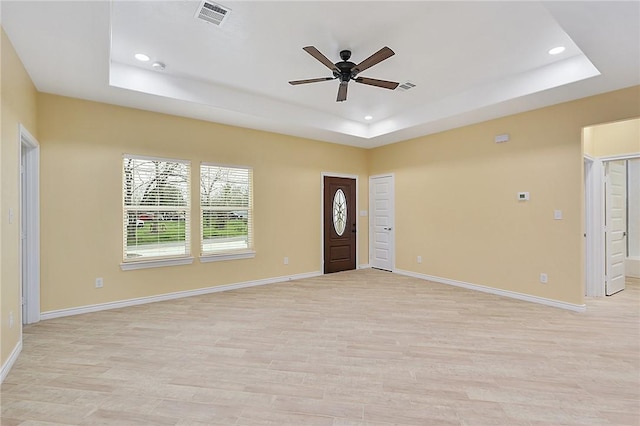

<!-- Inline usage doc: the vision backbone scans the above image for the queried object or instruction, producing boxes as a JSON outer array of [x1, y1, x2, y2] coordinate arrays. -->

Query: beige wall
[[1, 29, 38, 366], [583, 126, 595, 157], [37, 94, 369, 312], [369, 86, 640, 305], [584, 118, 640, 157]]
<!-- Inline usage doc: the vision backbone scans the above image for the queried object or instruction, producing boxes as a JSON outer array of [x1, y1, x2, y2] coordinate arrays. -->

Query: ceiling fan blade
[[351, 46, 395, 75], [303, 46, 339, 72], [354, 77, 399, 90], [289, 77, 336, 85], [336, 81, 348, 102]]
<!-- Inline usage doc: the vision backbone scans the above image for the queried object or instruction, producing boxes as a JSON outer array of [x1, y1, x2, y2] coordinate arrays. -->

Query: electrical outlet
[[540, 273, 548, 284], [417, 256, 422, 264], [95, 277, 104, 288], [284, 257, 289, 265]]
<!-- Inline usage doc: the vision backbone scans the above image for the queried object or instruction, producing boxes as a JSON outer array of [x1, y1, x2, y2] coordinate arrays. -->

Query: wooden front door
[[324, 176, 356, 273]]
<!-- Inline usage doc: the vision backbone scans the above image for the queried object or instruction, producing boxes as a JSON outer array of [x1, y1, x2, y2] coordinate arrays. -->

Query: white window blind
[[200, 164, 253, 256], [123, 155, 191, 262]]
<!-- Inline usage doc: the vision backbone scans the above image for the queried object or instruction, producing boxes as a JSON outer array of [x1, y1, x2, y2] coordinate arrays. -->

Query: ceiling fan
[[289, 46, 400, 102]]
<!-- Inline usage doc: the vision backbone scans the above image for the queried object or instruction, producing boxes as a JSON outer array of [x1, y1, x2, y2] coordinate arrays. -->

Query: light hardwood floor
[[1, 269, 639, 425]]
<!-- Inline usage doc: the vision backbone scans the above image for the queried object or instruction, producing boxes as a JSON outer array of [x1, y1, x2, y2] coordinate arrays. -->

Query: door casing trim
[[20, 124, 41, 324]]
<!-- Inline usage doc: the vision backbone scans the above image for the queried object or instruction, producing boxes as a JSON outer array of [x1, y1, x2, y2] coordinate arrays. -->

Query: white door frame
[[369, 173, 395, 271], [320, 172, 359, 274], [584, 153, 639, 297], [20, 124, 41, 324]]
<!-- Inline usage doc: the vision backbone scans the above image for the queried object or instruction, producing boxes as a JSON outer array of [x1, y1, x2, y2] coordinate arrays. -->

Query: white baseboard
[[358, 264, 371, 269], [394, 269, 586, 312], [41, 271, 322, 321], [1, 340, 22, 384]]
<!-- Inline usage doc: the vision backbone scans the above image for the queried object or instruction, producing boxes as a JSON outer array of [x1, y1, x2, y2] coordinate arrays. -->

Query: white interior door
[[605, 160, 627, 295], [369, 175, 394, 271]]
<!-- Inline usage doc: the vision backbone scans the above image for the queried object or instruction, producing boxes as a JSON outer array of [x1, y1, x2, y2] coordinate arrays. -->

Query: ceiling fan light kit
[[289, 46, 400, 102]]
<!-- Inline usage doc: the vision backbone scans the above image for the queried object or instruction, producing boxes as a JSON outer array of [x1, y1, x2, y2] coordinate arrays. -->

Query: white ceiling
[[2, 1, 639, 148]]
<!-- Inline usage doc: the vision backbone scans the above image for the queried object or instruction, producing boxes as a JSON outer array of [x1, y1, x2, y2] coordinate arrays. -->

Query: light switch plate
[[554, 210, 563, 220]]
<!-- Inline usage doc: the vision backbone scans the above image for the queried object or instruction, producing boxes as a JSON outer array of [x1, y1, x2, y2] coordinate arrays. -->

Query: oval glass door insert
[[333, 189, 347, 236]]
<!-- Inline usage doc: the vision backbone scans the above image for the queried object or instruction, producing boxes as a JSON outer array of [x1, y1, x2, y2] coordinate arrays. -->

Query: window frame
[[121, 154, 193, 270], [199, 162, 255, 262]]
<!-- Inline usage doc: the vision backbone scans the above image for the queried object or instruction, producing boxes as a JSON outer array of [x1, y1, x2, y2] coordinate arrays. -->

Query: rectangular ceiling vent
[[195, 1, 231, 26], [397, 81, 417, 92]]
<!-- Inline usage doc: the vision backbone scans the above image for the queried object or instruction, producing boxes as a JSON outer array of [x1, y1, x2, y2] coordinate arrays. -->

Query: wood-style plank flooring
[[2, 269, 639, 425]]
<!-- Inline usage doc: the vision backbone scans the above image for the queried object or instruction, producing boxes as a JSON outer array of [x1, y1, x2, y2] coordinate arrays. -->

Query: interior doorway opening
[[583, 118, 640, 298]]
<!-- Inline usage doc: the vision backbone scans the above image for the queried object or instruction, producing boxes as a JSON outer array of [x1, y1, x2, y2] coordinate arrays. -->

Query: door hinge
[[21, 297, 25, 306]]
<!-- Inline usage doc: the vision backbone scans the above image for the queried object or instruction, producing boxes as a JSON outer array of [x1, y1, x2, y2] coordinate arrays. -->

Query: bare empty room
[[1, 1, 639, 425]]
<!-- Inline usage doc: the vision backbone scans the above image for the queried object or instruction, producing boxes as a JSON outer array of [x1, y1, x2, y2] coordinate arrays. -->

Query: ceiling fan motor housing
[[334, 50, 357, 82], [334, 62, 356, 82]]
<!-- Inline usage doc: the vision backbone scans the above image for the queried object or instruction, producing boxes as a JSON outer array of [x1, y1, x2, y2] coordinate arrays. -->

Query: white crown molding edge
[[0, 341, 22, 384], [394, 269, 586, 312], [41, 271, 322, 320]]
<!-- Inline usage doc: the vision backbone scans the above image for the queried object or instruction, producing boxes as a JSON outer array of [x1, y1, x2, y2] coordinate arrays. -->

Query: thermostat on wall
[[517, 192, 530, 201], [495, 133, 510, 143]]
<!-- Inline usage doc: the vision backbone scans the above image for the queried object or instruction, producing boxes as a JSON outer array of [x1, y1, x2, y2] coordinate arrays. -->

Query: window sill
[[200, 251, 256, 263], [120, 257, 194, 271]]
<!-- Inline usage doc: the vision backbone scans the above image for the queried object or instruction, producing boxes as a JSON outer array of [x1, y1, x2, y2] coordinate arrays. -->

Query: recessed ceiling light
[[364, 115, 373, 121], [152, 62, 166, 71], [548, 46, 565, 55], [134, 53, 150, 62]]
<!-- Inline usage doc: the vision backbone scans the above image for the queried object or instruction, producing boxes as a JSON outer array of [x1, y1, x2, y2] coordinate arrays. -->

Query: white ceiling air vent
[[195, 1, 231, 26], [397, 81, 417, 92]]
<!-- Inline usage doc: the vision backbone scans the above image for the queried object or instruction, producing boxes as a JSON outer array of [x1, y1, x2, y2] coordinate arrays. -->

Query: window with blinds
[[123, 155, 191, 261], [200, 164, 253, 256]]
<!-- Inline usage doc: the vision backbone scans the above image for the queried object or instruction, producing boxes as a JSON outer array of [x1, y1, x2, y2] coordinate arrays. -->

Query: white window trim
[[200, 250, 256, 263], [124, 153, 191, 164], [120, 256, 194, 271]]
